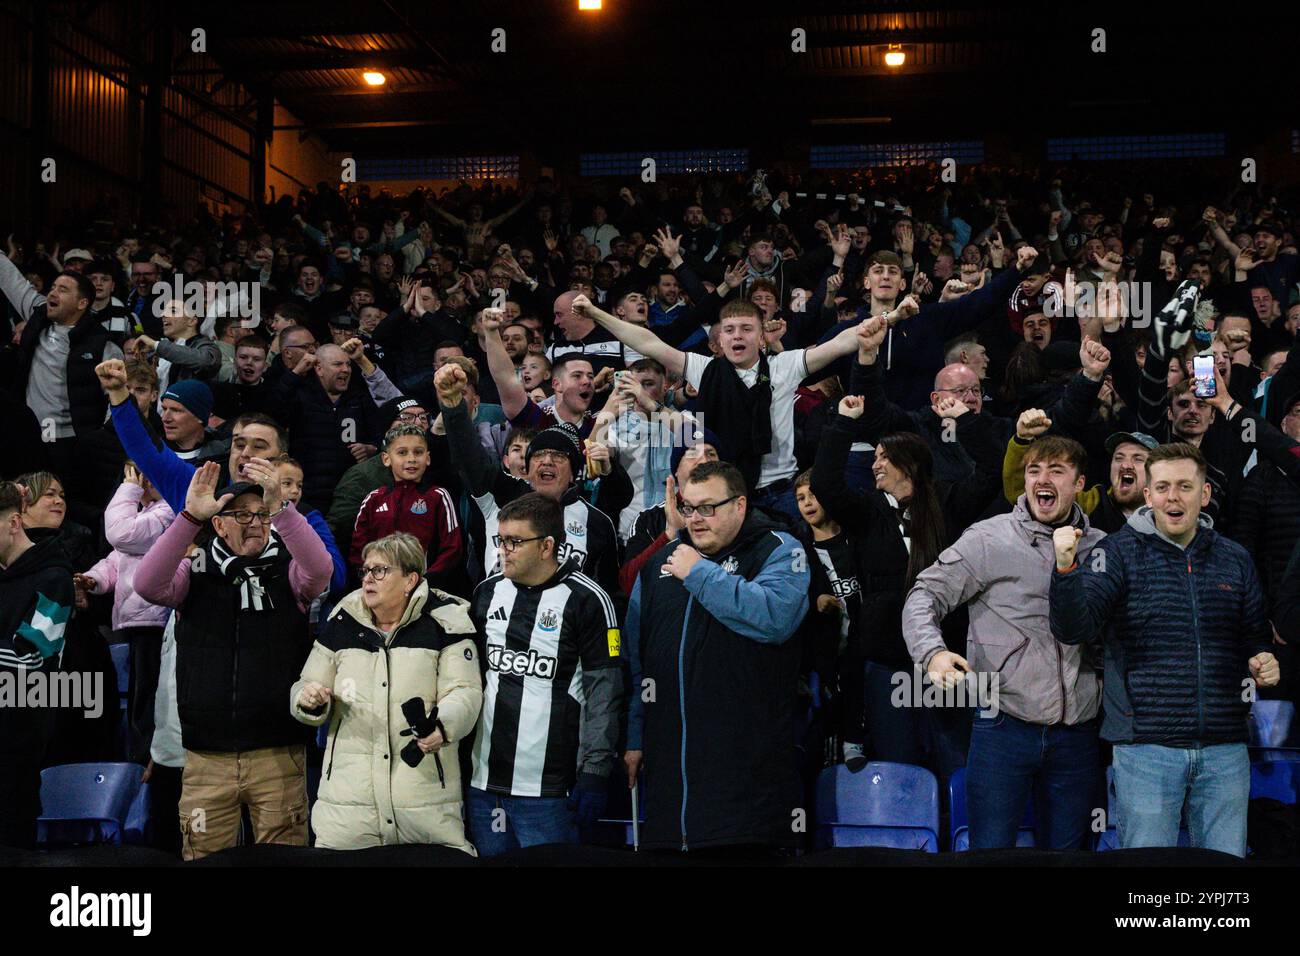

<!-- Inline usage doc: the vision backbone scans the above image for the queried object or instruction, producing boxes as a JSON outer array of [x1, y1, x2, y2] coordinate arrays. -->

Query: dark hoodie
[[0, 534, 74, 848], [1, 533, 74, 671]]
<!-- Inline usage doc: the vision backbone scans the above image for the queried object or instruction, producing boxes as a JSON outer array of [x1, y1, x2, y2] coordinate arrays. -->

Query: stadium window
[[810, 141, 984, 169], [578, 149, 750, 176], [357, 156, 521, 181], [1045, 134, 1225, 162]]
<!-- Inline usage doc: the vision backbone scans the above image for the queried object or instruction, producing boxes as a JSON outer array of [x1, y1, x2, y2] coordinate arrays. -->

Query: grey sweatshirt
[[901, 495, 1107, 726]]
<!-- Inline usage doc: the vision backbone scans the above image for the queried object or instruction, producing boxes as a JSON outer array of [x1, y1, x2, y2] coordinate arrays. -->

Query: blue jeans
[[967, 710, 1099, 850], [751, 483, 799, 522], [1111, 743, 1249, 857], [465, 786, 578, 857]]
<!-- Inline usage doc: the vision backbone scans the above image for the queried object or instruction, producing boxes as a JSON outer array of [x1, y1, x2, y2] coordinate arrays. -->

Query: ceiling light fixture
[[884, 45, 906, 68], [362, 71, 386, 86], [579, 0, 602, 10]]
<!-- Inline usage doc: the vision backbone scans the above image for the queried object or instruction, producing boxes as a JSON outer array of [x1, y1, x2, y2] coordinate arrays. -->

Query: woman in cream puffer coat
[[291, 532, 482, 852]]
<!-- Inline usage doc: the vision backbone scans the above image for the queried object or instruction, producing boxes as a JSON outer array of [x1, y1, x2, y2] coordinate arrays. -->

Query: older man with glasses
[[134, 461, 333, 860], [847, 318, 1112, 492], [266, 324, 317, 386]]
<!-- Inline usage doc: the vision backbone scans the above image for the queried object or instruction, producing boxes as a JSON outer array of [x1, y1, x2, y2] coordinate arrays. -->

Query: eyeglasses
[[398, 412, 430, 424], [530, 451, 570, 467], [677, 494, 739, 518], [218, 510, 273, 526], [939, 386, 981, 399], [499, 535, 547, 553], [360, 564, 394, 581]]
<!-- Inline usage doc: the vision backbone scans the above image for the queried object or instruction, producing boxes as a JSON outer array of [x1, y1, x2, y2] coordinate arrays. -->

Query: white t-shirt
[[683, 349, 808, 489]]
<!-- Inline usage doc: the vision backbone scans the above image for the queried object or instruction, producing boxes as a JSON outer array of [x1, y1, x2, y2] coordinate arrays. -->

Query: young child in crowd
[[350, 423, 465, 594]]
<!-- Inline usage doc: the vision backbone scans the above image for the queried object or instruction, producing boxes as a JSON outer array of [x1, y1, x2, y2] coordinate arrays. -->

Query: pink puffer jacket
[[84, 483, 175, 631]]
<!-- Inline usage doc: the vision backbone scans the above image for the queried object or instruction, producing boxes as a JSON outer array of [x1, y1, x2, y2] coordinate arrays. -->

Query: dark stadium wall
[[0, 1, 335, 232]]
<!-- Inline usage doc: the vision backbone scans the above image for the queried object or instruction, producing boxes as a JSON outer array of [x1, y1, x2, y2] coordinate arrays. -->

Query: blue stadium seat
[[109, 642, 130, 703], [815, 762, 939, 851], [1096, 766, 1191, 850], [123, 780, 152, 845], [1248, 700, 1297, 749], [1250, 751, 1300, 805], [948, 767, 1036, 851], [37, 763, 147, 846]]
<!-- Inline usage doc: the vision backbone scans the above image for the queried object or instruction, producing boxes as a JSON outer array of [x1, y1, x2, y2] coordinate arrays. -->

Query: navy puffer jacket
[[1050, 508, 1272, 747]]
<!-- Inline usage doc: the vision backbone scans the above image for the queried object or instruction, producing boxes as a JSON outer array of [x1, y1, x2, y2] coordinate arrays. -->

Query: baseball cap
[[328, 311, 359, 329], [379, 396, 426, 429], [1104, 431, 1159, 456], [213, 481, 264, 508], [63, 248, 94, 263]]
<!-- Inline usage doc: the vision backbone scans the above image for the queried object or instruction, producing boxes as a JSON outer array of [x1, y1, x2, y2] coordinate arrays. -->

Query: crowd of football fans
[[2, 160, 1298, 858]]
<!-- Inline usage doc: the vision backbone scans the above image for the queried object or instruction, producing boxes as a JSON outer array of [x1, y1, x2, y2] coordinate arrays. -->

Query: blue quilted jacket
[[1050, 508, 1271, 747]]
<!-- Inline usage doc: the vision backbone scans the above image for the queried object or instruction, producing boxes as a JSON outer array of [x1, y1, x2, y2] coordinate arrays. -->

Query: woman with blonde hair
[[292, 532, 482, 851]]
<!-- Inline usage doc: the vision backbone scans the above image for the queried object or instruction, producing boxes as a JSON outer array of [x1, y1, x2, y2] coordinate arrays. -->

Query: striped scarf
[[208, 532, 285, 611]]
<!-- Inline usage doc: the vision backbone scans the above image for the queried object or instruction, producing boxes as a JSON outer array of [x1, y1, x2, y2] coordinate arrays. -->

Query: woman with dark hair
[[811, 392, 1002, 775], [995, 341, 1048, 416]]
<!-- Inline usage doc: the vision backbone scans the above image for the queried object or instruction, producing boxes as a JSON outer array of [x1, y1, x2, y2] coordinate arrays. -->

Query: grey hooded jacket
[[901, 495, 1106, 725]]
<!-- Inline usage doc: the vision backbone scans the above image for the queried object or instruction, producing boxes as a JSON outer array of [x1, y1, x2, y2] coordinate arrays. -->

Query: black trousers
[[0, 696, 57, 850], [43, 618, 118, 768], [145, 762, 184, 857], [114, 626, 164, 766]]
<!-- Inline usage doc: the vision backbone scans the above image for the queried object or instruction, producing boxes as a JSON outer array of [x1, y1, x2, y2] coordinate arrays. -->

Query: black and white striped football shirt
[[470, 560, 623, 798]]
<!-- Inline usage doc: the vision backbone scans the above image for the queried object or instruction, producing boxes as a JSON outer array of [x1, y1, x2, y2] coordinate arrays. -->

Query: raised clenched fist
[[1052, 525, 1083, 571], [434, 362, 468, 406], [1016, 408, 1052, 441], [95, 359, 128, 397]]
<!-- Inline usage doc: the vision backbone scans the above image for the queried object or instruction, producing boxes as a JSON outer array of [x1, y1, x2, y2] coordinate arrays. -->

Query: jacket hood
[[0, 532, 75, 580], [335, 580, 474, 640], [1126, 505, 1213, 548]]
